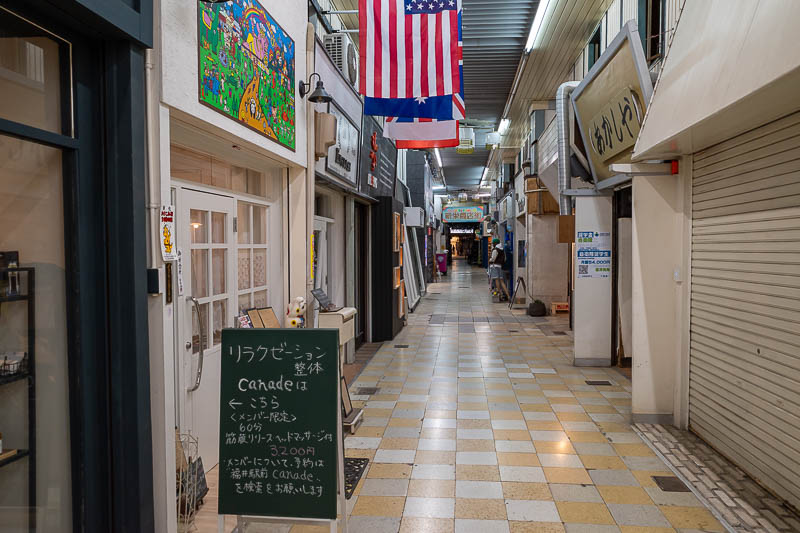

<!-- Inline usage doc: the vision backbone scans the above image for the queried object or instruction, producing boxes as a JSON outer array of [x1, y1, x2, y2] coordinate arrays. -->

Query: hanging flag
[[359, 0, 462, 100], [383, 117, 459, 148]]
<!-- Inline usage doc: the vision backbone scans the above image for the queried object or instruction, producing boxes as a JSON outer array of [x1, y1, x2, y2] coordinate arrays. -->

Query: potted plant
[[528, 299, 547, 317]]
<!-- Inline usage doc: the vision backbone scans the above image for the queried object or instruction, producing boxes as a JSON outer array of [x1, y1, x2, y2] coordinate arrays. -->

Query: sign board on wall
[[325, 101, 359, 186], [442, 206, 485, 223], [571, 21, 654, 185], [197, 0, 296, 150], [576, 231, 611, 278], [218, 329, 339, 519], [359, 116, 397, 198], [160, 205, 177, 261]]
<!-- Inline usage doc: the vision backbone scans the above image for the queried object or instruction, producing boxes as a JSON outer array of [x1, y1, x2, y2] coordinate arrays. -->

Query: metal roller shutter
[[690, 110, 800, 510]]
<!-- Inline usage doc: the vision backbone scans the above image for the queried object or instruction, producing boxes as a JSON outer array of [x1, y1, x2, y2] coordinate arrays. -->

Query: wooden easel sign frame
[[217, 328, 348, 533]]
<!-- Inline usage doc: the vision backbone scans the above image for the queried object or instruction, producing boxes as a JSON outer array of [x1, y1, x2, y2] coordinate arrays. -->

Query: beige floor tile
[[456, 465, 500, 481], [458, 419, 492, 429], [555, 412, 591, 422], [565, 431, 606, 443], [534, 441, 576, 454], [520, 404, 553, 412], [367, 464, 413, 479], [555, 501, 615, 525], [493, 429, 531, 441], [580, 455, 627, 470], [543, 467, 593, 484], [454, 498, 507, 519], [351, 495, 406, 517], [573, 391, 604, 398], [346, 449, 377, 459], [364, 408, 394, 417], [458, 402, 488, 410], [426, 410, 456, 418], [502, 482, 552, 500], [371, 394, 400, 401], [389, 418, 423, 428], [397, 401, 427, 409], [509, 521, 565, 533], [399, 517, 454, 533], [659, 505, 724, 531], [597, 485, 653, 504], [497, 452, 541, 466], [549, 397, 579, 405], [408, 479, 456, 498], [584, 405, 619, 414], [618, 526, 676, 533], [596, 422, 633, 432], [527, 421, 564, 431], [613, 443, 656, 457], [415, 451, 456, 464], [457, 439, 496, 451], [380, 438, 419, 450], [354, 426, 386, 438]]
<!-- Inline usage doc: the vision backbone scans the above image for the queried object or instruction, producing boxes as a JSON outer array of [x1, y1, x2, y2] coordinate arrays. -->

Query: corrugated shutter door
[[690, 110, 800, 510]]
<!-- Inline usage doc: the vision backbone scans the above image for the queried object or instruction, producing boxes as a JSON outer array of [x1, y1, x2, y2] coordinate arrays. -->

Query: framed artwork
[[325, 101, 359, 186], [197, 0, 296, 150], [393, 266, 401, 289], [246, 308, 264, 328], [399, 280, 406, 318], [257, 307, 281, 328], [237, 314, 253, 328]]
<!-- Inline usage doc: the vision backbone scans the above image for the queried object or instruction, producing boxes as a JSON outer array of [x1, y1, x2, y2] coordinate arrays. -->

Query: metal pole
[[323, 10, 359, 14], [335, 29, 360, 33]]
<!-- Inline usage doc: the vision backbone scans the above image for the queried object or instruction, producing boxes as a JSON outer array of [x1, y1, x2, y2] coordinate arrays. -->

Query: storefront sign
[[160, 205, 177, 261], [176, 250, 185, 295], [443, 206, 485, 223], [571, 21, 654, 184], [198, 0, 296, 150], [359, 116, 397, 198], [576, 231, 611, 278], [325, 101, 359, 186], [218, 329, 339, 519], [450, 228, 475, 234]]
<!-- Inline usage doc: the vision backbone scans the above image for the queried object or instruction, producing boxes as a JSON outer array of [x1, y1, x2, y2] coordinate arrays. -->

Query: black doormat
[[344, 458, 369, 499], [356, 387, 380, 395], [586, 380, 613, 386], [652, 475, 691, 492], [394, 344, 409, 348]]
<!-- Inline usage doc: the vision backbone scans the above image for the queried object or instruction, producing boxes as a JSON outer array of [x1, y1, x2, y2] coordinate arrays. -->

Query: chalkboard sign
[[218, 328, 340, 519]]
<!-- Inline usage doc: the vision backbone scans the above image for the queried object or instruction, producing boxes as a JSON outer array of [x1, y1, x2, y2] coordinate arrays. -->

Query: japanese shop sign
[[218, 329, 339, 519], [571, 21, 654, 184], [576, 231, 611, 279], [160, 205, 177, 262], [443, 205, 485, 223], [588, 87, 642, 162]]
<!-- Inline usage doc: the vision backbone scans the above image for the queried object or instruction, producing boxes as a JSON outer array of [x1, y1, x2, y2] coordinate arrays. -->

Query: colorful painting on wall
[[198, 0, 296, 150]]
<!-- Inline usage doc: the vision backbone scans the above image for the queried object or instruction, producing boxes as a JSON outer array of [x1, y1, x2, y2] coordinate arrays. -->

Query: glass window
[[236, 202, 269, 314], [0, 133, 72, 527], [0, 8, 71, 135]]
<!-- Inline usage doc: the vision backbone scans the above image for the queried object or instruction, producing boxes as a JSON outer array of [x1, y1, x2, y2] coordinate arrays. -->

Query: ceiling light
[[525, 0, 551, 52], [433, 185, 446, 191], [498, 119, 510, 135], [435, 148, 443, 168]]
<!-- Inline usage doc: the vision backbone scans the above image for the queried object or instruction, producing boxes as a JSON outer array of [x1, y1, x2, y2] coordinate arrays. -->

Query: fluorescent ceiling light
[[525, 0, 551, 52], [432, 185, 446, 191], [498, 119, 510, 135], [435, 148, 443, 168]]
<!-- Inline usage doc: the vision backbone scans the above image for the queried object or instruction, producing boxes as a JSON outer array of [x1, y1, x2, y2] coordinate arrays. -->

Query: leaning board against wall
[[218, 329, 339, 519]]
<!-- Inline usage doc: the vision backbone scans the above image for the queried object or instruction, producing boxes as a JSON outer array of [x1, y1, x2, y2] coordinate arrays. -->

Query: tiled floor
[[195, 261, 728, 533]]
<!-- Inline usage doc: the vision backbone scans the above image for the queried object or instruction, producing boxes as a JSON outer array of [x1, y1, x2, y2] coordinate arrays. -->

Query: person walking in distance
[[489, 237, 510, 301]]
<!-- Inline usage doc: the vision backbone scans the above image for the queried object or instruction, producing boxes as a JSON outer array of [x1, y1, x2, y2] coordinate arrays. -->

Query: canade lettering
[[239, 375, 295, 392]]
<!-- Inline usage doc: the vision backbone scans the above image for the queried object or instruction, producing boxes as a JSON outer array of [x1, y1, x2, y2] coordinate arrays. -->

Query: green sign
[[218, 329, 339, 519]]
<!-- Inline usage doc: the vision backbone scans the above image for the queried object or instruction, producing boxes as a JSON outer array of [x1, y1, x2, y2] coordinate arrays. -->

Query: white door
[[177, 188, 235, 467]]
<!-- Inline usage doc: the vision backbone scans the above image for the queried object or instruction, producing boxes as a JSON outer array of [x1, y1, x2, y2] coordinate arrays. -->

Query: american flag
[[359, 0, 462, 100]]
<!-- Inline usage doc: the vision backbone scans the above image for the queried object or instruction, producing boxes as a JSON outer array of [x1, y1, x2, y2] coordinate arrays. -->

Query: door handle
[[187, 296, 204, 392]]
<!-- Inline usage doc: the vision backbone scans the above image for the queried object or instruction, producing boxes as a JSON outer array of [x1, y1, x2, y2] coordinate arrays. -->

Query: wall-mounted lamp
[[299, 72, 332, 104]]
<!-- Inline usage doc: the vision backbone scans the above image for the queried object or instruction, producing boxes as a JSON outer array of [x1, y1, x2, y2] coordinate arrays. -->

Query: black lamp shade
[[308, 80, 332, 104]]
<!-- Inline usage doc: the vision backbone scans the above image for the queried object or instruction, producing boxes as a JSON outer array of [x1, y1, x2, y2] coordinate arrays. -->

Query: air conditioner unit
[[323, 33, 358, 88]]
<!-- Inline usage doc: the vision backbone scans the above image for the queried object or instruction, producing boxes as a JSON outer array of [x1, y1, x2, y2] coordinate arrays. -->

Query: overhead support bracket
[[562, 188, 610, 197], [595, 161, 679, 190]]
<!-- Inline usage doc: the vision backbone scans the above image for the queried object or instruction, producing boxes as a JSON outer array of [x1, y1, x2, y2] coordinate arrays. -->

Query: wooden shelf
[[0, 449, 29, 468]]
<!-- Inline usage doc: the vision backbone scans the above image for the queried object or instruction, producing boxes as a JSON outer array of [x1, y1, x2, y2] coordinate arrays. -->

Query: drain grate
[[394, 344, 409, 348], [356, 387, 380, 395], [652, 475, 691, 492], [551, 331, 567, 336], [344, 458, 369, 499], [508, 329, 519, 333], [586, 380, 613, 386]]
